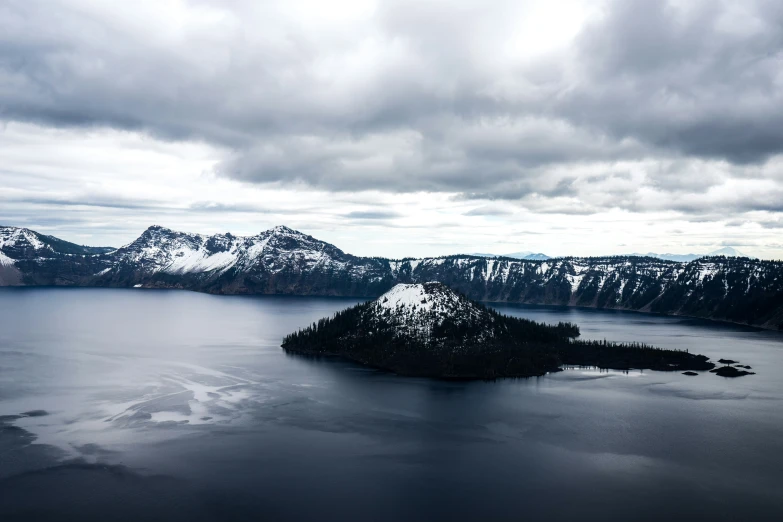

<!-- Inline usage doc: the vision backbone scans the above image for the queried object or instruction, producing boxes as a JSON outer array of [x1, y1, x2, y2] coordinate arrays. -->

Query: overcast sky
[[1, 0, 783, 259]]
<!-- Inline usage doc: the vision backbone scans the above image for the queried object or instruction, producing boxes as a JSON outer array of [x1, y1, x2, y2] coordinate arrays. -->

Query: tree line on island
[[282, 284, 716, 380]]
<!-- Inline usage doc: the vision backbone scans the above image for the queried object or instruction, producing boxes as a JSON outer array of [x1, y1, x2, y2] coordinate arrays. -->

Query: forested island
[[282, 283, 716, 379]]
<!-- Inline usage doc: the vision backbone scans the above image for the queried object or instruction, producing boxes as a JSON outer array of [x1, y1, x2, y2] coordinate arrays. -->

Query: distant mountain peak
[[630, 247, 751, 262], [270, 225, 300, 235], [523, 253, 550, 260], [468, 251, 550, 260], [630, 252, 701, 262], [503, 251, 534, 258], [708, 246, 747, 257]]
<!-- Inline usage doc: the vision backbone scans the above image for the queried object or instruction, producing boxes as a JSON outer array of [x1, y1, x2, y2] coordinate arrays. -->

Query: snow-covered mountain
[[632, 252, 702, 262], [470, 251, 551, 260], [633, 246, 750, 263], [100, 225, 393, 295], [0, 224, 391, 292], [708, 246, 747, 257], [503, 251, 535, 258], [1, 225, 782, 329]]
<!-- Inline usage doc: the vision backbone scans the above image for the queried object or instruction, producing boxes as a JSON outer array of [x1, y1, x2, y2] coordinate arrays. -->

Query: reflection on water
[[1, 288, 782, 521]]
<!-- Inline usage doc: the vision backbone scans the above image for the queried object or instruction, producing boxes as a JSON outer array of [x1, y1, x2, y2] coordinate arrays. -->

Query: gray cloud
[[1, 195, 164, 211], [187, 201, 310, 215], [463, 205, 514, 217], [0, 0, 782, 218], [565, 0, 783, 163], [758, 219, 783, 229], [343, 210, 402, 220], [724, 220, 747, 227]]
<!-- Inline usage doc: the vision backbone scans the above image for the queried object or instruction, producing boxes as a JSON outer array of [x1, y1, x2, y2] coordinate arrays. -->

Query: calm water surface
[[1, 288, 782, 521]]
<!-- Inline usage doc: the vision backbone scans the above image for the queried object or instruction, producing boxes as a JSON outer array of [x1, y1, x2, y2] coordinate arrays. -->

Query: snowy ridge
[[406, 255, 712, 292], [0, 226, 114, 260], [81, 224, 395, 294], [114, 226, 243, 276], [108, 225, 363, 281], [379, 254, 783, 328], [378, 283, 443, 312], [0, 226, 46, 253]]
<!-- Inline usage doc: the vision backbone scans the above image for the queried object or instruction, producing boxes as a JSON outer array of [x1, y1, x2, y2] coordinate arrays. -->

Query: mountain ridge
[[630, 247, 750, 263], [1, 224, 782, 330], [470, 251, 551, 260]]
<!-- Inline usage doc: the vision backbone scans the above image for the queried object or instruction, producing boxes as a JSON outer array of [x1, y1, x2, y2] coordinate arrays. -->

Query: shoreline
[[1, 283, 780, 332]]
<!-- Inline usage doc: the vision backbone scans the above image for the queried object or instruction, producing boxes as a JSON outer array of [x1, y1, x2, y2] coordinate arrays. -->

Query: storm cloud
[[1, 0, 782, 257]]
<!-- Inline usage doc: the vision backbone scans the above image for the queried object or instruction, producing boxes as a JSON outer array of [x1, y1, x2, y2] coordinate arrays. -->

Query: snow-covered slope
[[111, 225, 349, 276], [374, 282, 488, 335], [0, 226, 47, 255]]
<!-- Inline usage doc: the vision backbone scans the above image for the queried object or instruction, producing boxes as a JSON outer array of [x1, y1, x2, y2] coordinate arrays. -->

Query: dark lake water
[[1, 288, 782, 521]]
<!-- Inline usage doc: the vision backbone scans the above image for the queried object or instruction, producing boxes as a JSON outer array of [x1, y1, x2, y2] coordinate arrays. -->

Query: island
[[281, 282, 716, 379], [710, 366, 756, 377]]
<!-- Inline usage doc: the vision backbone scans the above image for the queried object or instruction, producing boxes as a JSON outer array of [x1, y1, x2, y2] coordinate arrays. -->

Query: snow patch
[[0, 251, 14, 267], [377, 283, 444, 313]]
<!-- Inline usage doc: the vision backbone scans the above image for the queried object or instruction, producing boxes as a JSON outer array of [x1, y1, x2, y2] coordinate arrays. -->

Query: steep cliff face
[[2, 225, 782, 329], [400, 256, 783, 329]]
